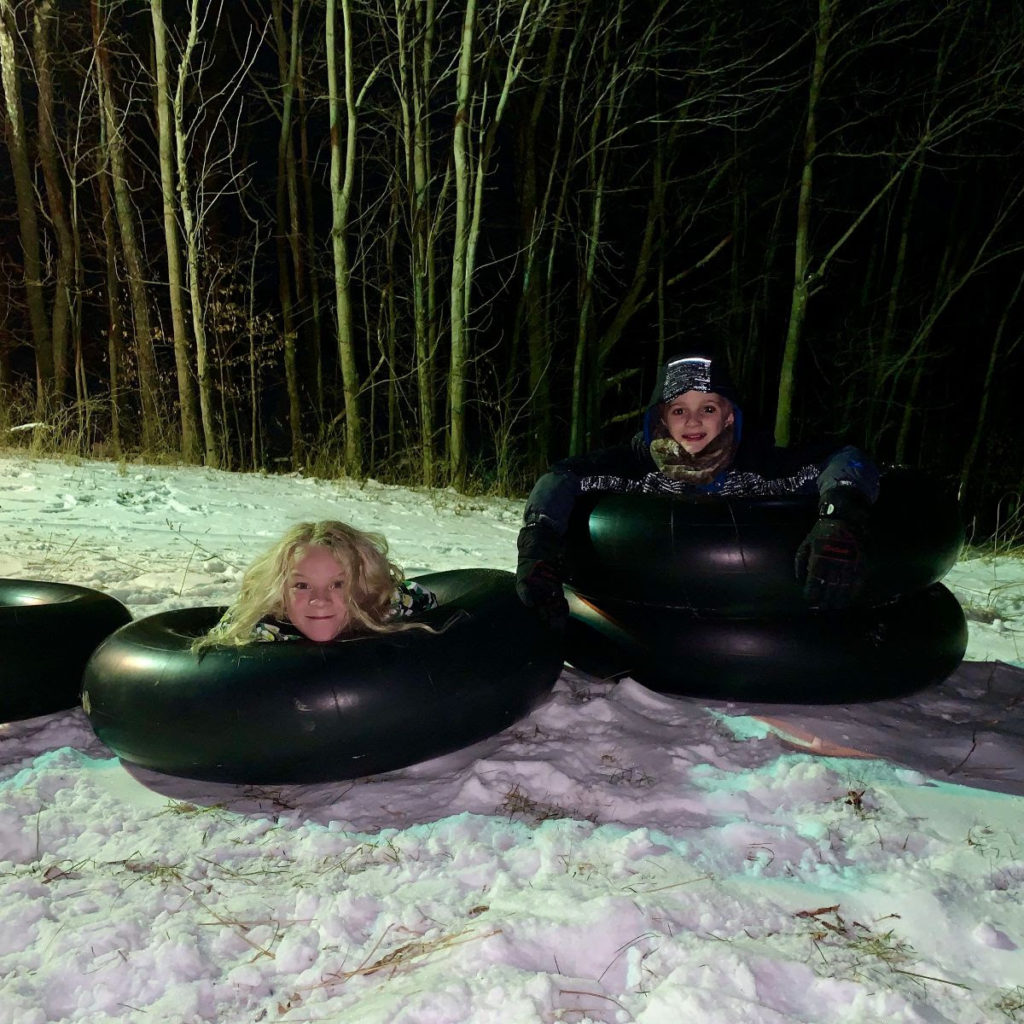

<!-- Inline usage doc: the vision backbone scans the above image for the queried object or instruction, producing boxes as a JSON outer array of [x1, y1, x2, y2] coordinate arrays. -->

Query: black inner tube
[[83, 568, 562, 784], [565, 583, 967, 703]]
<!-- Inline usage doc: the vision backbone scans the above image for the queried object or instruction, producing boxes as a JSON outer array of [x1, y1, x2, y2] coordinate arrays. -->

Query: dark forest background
[[1, 0, 1023, 536]]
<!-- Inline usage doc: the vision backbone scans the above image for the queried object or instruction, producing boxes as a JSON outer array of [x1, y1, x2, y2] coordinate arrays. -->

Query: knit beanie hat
[[652, 355, 740, 406]]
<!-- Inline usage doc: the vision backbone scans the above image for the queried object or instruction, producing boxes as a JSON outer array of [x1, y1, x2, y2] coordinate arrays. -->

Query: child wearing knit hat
[[516, 354, 879, 628]]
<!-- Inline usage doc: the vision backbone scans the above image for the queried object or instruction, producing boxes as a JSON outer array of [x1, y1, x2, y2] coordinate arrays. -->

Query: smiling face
[[283, 544, 351, 641], [662, 391, 734, 454]]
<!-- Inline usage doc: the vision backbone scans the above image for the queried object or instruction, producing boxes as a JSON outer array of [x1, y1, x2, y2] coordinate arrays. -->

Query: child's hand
[[795, 487, 870, 610], [516, 559, 569, 630], [516, 521, 569, 630], [795, 518, 865, 610]]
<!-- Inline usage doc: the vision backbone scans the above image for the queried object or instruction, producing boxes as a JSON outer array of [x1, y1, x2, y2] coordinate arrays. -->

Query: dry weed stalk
[[308, 924, 502, 993]]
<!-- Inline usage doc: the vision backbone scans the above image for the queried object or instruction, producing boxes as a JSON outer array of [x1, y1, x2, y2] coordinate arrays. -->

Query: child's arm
[[516, 442, 648, 627], [816, 445, 880, 505], [202, 612, 300, 645], [391, 579, 438, 618]]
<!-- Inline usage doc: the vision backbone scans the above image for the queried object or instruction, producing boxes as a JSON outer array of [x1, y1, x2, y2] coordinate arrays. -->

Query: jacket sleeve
[[392, 579, 439, 618], [523, 468, 580, 536], [522, 441, 648, 535], [732, 431, 879, 504]]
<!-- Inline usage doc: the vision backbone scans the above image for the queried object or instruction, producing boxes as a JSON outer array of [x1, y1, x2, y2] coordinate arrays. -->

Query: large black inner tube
[[0, 579, 132, 723], [565, 583, 967, 703], [82, 568, 562, 784], [564, 468, 964, 616]]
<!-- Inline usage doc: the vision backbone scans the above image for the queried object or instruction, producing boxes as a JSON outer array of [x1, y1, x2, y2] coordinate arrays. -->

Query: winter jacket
[[523, 429, 879, 538]]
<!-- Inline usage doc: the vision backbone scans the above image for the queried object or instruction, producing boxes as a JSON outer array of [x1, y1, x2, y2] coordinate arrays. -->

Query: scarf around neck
[[648, 423, 738, 485]]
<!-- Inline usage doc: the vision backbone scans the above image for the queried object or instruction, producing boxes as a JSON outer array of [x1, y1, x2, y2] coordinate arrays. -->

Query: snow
[[2, 452, 1024, 1024]]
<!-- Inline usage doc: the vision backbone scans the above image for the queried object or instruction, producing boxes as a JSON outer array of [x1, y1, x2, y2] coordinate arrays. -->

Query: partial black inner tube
[[82, 568, 563, 784], [0, 579, 132, 723]]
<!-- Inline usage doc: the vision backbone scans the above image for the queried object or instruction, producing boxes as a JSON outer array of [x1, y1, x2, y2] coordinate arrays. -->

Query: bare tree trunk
[[93, 0, 162, 449], [378, 154, 401, 460], [871, 21, 961, 446], [280, 4, 310, 439], [570, 6, 618, 455], [883, 180, 1024, 399], [95, 59, 122, 455], [415, 0, 440, 487], [463, 2, 537, 320], [448, 0, 476, 489], [775, 0, 831, 447], [0, 0, 54, 414], [516, 9, 565, 474], [447, 0, 545, 482], [31, 0, 73, 401], [172, 0, 220, 466], [272, 0, 303, 466], [592, 133, 671, 405], [867, 158, 924, 447], [327, 0, 363, 475], [394, 0, 439, 486], [69, 155, 87, 425], [248, 231, 263, 470], [892, 358, 924, 464], [151, 0, 200, 461], [296, 52, 324, 417]]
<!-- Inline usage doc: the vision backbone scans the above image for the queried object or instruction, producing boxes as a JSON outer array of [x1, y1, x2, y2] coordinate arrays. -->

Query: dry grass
[[993, 985, 1024, 1019], [497, 783, 597, 826], [795, 904, 969, 992], [292, 922, 502, 1005]]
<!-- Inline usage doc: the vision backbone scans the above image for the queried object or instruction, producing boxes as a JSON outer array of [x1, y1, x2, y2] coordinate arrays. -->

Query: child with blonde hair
[[195, 521, 436, 650]]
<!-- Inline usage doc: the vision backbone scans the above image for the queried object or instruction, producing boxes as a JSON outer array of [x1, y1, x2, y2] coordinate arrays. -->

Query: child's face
[[284, 545, 350, 641], [662, 391, 734, 454]]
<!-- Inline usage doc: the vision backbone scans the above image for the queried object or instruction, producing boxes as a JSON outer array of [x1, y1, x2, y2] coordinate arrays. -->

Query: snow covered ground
[[1, 453, 1023, 1024]]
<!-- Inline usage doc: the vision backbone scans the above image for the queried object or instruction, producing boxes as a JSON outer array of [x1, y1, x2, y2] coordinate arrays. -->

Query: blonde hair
[[195, 520, 423, 650]]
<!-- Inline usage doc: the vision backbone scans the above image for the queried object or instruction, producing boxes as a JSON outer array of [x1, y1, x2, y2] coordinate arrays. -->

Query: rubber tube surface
[[564, 468, 963, 615], [0, 579, 132, 722], [565, 583, 967, 703], [82, 569, 562, 784]]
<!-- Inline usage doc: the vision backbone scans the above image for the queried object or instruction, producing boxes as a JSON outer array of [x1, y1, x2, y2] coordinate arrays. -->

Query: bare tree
[[450, 0, 548, 486], [448, 0, 476, 488], [151, 0, 200, 460], [391, 0, 446, 485], [95, 107, 124, 456], [92, 0, 162, 449], [270, 0, 305, 466], [774, 0, 1024, 444], [169, 0, 222, 467], [0, 0, 53, 413], [327, 0, 363, 474], [30, 0, 74, 400]]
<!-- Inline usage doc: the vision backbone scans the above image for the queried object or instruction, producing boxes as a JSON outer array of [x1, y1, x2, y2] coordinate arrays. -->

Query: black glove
[[516, 521, 570, 630], [795, 487, 870, 610]]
